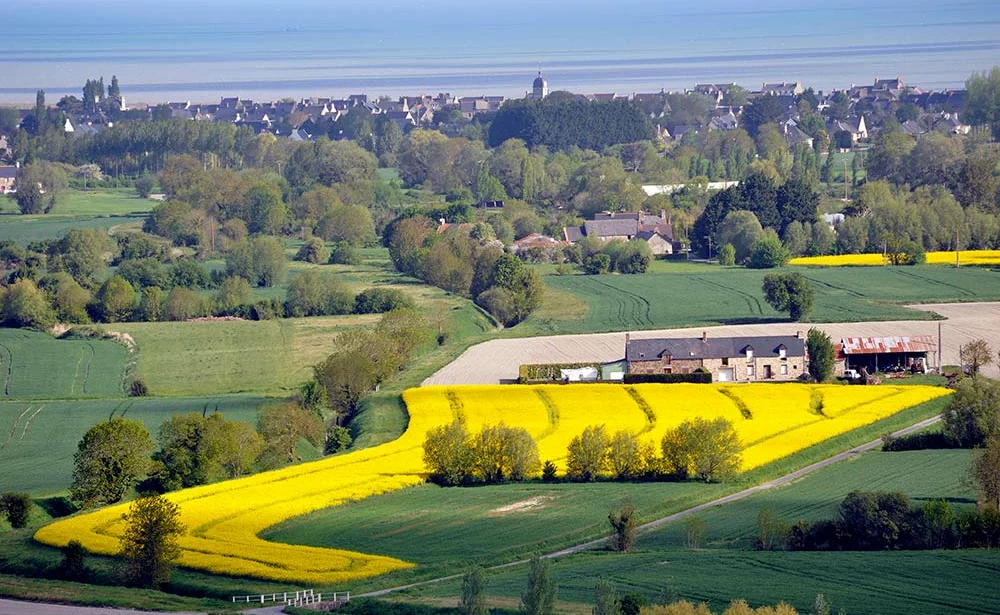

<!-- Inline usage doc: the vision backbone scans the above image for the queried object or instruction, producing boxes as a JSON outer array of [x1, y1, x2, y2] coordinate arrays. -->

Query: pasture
[[407, 449, 996, 615], [536, 263, 1000, 334], [0, 329, 129, 399], [0, 189, 152, 244], [0, 394, 272, 494]]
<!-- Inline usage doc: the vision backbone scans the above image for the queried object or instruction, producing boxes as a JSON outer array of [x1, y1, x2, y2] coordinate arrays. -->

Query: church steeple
[[531, 69, 548, 100]]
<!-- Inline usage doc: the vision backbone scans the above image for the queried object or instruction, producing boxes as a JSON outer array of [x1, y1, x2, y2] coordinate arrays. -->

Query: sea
[[2, 0, 999, 105]]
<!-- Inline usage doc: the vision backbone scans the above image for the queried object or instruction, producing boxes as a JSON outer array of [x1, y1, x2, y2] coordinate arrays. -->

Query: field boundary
[[360, 413, 944, 599]]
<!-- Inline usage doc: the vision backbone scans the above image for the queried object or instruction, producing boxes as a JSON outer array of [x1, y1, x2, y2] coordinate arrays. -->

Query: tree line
[[423, 415, 742, 486]]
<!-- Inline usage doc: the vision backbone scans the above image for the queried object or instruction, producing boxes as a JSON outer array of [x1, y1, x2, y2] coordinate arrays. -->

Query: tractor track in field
[[691, 275, 764, 315], [360, 414, 946, 600], [0, 344, 12, 396]]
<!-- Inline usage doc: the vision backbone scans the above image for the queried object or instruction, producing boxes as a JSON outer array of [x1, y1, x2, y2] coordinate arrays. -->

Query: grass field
[[0, 395, 273, 494], [0, 329, 130, 400], [405, 448, 996, 615], [0, 189, 153, 245], [532, 263, 1000, 334]]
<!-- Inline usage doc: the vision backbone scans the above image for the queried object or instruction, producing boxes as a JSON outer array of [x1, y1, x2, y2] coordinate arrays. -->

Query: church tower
[[531, 71, 548, 100]]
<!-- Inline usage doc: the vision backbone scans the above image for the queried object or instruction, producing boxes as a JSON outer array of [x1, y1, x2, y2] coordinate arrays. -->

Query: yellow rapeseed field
[[35, 383, 949, 585], [789, 250, 1000, 267]]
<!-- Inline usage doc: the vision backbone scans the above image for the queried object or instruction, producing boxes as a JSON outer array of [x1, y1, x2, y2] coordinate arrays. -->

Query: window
[[746, 348, 754, 361], [664, 367, 672, 374], [779, 347, 787, 359], [747, 365, 755, 377], [781, 364, 788, 376], [722, 357, 729, 366]]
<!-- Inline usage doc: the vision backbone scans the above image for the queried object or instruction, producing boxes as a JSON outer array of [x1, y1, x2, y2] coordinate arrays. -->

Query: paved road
[[0, 598, 204, 615], [361, 413, 944, 598]]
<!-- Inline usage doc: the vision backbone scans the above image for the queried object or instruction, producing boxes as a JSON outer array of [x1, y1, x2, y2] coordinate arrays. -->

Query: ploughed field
[[34, 383, 948, 586]]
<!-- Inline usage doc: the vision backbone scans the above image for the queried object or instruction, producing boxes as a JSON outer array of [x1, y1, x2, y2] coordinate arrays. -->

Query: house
[[0, 165, 18, 193], [512, 233, 565, 261], [707, 110, 739, 131], [625, 332, 807, 382], [758, 81, 804, 97], [827, 116, 868, 142], [834, 336, 936, 376], [563, 211, 680, 255], [780, 120, 814, 149]]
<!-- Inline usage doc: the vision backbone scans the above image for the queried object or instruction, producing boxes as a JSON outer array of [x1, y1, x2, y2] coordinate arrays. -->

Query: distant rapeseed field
[[35, 383, 949, 584], [789, 250, 1000, 266]]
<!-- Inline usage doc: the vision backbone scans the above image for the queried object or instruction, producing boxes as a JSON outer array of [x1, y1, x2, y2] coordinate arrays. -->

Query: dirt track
[[424, 302, 1000, 384]]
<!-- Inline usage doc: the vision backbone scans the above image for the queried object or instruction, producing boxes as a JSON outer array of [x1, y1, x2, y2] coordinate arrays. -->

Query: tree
[[51, 228, 112, 282], [152, 413, 260, 490], [960, 339, 993, 377], [567, 425, 609, 481], [163, 287, 205, 321], [0, 492, 33, 528], [521, 557, 557, 615], [95, 275, 137, 322], [257, 403, 324, 467], [717, 243, 736, 266], [756, 507, 788, 551], [806, 328, 835, 382], [607, 430, 642, 479], [473, 423, 541, 482], [139, 286, 164, 322], [0, 278, 55, 329], [460, 566, 489, 615], [215, 276, 253, 312], [423, 416, 474, 486], [762, 272, 814, 321], [943, 377, 1000, 447], [71, 418, 154, 507], [715, 210, 764, 264], [225, 236, 287, 287], [118, 494, 184, 588], [747, 235, 790, 269], [972, 438, 1000, 510], [965, 67, 1000, 136], [661, 417, 742, 482], [608, 501, 638, 552], [593, 580, 622, 615]]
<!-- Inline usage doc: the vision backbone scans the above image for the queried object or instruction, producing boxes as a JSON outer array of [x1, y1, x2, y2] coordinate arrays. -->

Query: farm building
[[835, 336, 936, 375], [626, 332, 806, 382], [0, 165, 18, 193], [563, 211, 683, 255]]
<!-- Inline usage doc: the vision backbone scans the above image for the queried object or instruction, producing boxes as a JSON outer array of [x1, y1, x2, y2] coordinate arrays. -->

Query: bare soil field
[[424, 302, 1000, 384]]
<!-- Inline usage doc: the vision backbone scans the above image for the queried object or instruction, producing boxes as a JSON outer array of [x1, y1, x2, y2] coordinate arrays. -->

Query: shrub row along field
[[789, 250, 1000, 266], [0, 395, 270, 494], [0, 329, 129, 400], [34, 383, 947, 585], [539, 263, 1000, 333]]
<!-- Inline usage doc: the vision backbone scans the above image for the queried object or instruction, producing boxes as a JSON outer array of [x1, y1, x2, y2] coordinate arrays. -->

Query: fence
[[231, 589, 349, 606]]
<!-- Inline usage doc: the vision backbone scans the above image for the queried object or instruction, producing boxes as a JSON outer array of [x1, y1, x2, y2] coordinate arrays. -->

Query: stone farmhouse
[[625, 332, 807, 383], [563, 211, 681, 256]]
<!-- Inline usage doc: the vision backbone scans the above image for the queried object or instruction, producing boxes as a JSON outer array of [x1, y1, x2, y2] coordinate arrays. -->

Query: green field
[[406, 448, 996, 615], [0, 189, 153, 245], [530, 263, 1000, 334], [0, 329, 130, 400], [0, 395, 272, 494]]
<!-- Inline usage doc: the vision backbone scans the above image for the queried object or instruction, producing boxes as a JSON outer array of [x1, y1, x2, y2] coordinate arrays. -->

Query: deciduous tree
[[118, 494, 184, 588], [71, 418, 153, 507], [521, 557, 557, 615]]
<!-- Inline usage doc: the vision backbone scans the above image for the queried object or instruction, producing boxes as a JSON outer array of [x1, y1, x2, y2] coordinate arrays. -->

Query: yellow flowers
[[36, 383, 949, 585], [789, 250, 1000, 266]]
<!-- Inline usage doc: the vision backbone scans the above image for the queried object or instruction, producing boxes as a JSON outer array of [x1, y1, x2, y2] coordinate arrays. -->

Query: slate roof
[[626, 335, 805, 362], [584, 218, 638, 238], [564, 226, 585, 242], [0, 166, 18, 179]]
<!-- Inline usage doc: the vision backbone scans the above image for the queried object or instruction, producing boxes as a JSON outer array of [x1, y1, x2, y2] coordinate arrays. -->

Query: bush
[[329, 241, 362, 265], [661, 417, 741, 482], [583, 253, 611, 275], [134, 175, 156, 199], [163, 287, 206, 321], [882, 431, 962, 451], [0, 492, 34, 528], [747, 235, 790, 269], [518, 362, 602, 383], [129, 378, 149, 397], [354, 287, 415, 314], [718, 243, 736, 265], [295, 238, 330, 264], [324, 425, 353, 454], [285, 271, 354, 317]]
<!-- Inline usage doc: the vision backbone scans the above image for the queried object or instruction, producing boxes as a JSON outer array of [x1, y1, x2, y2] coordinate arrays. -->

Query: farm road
[[0, 599, 203, 615], [360, 414, 945, 599], [424, 302, 1000, 384]]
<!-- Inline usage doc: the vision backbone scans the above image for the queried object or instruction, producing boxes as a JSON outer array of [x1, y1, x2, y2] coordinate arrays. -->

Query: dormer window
[[779, 347, 787, 359], [746, 348, 753, 361]]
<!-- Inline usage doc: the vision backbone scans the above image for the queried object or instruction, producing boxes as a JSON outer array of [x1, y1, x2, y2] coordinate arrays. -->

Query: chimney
[[625, 333, 630, 345], [796, 330, 804, 339], [660, 209, 667, 221], [702, 331, 708, 342]]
